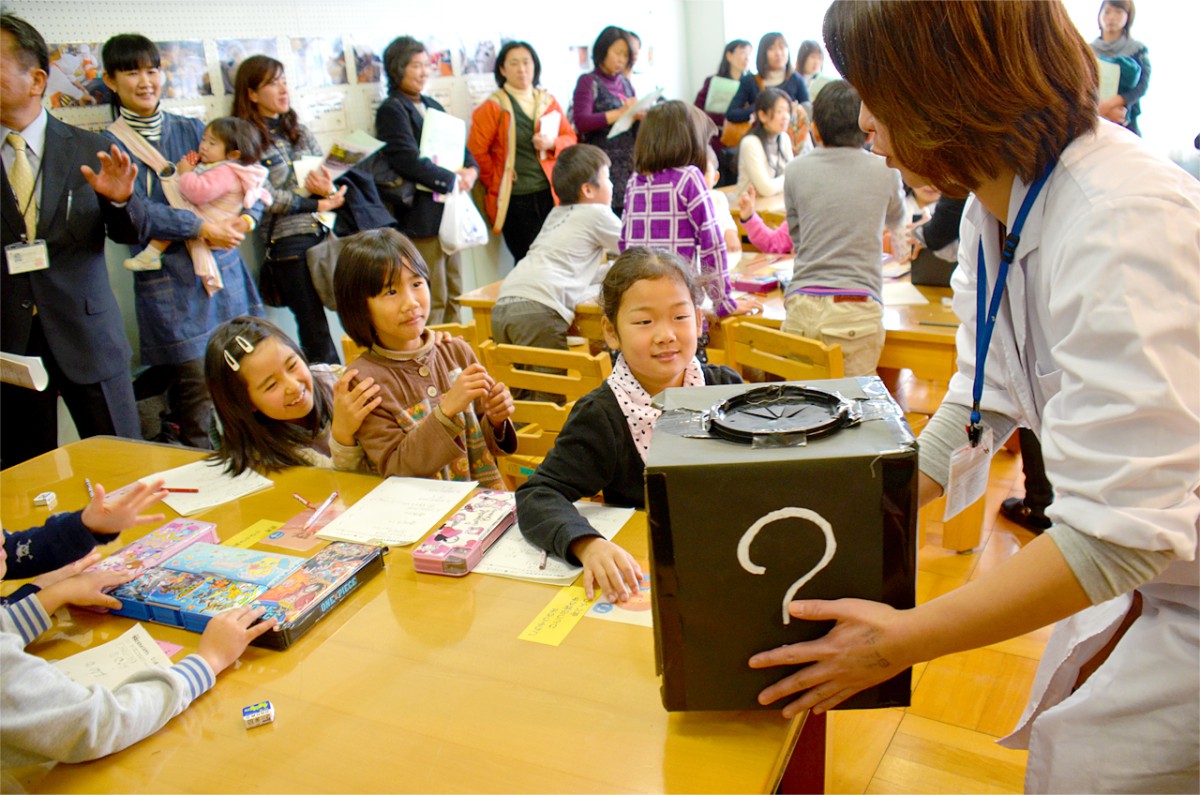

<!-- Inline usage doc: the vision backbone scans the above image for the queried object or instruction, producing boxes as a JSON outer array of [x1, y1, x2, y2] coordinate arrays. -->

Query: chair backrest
[[478, 340, 612, 405], [340, 322, 480, 365], [722, 317, 845, 381]]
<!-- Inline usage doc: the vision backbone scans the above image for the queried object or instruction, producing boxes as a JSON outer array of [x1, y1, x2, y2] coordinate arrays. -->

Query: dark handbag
[[361, 148, 415, 210], [260, 227, 327, 308]]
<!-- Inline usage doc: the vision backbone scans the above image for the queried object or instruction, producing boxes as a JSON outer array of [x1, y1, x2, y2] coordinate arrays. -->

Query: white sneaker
[[124, 249, 163, 271]]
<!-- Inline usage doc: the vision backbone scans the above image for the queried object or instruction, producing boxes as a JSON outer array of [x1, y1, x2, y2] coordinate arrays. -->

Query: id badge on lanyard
[[944, 161, 1056, 521]]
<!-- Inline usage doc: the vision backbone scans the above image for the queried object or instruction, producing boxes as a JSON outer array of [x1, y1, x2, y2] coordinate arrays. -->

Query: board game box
[[251, 541, 386, 649]]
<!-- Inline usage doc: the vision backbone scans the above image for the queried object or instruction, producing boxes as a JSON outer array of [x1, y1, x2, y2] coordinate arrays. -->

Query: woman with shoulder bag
[[233, 55, 343, 364], [375, 36, 479, 324]]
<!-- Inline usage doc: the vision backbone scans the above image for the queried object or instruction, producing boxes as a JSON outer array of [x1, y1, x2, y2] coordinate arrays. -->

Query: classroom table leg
[[942, 494, 986, 552]]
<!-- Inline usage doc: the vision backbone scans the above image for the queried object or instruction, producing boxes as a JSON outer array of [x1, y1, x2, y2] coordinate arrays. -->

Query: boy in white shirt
[[491, 144, 621, 400]]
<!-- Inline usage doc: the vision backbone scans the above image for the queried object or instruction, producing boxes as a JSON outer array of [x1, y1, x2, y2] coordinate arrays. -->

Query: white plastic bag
[[439, 179, 488, 255]]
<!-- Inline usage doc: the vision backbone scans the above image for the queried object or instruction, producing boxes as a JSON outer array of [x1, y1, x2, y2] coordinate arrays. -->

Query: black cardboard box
[[645, 377, 918, 711]]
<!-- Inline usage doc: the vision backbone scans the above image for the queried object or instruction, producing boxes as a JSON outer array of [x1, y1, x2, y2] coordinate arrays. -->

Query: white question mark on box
[[737, 507, 837, 625]]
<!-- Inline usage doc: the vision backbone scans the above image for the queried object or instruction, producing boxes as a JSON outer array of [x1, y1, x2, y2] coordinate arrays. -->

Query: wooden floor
[[824, 372, 1049, 794]]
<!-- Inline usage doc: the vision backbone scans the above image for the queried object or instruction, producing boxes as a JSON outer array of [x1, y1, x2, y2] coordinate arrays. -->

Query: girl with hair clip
[[1090, 0, 1151, 136], [100, 33, 265, 451], [736, 87, 794, 198], [333, 229, 516, 488], [204, 316, 379, 476], [750, 3, 1199, 792], [571, 26, 638, 217], [232, 54, 348, 365], [619, 101, 761, 323], [468, 40, 577, 263], [516, 249, 743, 602]]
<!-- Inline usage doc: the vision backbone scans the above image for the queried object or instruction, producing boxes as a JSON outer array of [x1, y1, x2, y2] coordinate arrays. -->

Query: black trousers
[[264, 234, 339, 364], [1, 317, 139, 469], [1017, 427, 1054, 512], [501, 189, 555, 265]]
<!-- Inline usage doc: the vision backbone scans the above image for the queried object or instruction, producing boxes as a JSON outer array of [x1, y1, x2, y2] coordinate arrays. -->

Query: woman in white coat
[[751, 2, 1200, 793]]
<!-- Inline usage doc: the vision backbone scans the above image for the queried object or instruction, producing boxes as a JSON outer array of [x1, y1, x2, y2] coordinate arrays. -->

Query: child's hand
[[738, 186, 757, 221], [32, 551, 103, 590], [37, 564, 139, 614], [175, 156, 195, 174], [481, 380, 514, 428], [332, 369, 381, 446], [197, 605, 276, 675], [731, 297, 764, 317], [81, 479, 168, 538], [571, 537, 643, 602], [439, 363, 493, 418]]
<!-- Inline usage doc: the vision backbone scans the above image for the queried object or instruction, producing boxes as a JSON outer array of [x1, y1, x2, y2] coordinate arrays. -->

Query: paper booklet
[[537, 111, 561, 160], [135, 460, 273, 516], [316, 476, 476, 547], [292, 130, 385, 196], [473, 502, 634, 586], [418, 109, 466, 192], [0, 351, 49, 391], [608, 88, 664, 139], [51, 623, 173, 690], [703, 76, 740, 114]]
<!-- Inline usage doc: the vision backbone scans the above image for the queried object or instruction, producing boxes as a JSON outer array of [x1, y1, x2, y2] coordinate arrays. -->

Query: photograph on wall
[[45, 42, 109, 107], [289, 37, 348, 89], [348, 34, 390, 84], [216, 38, 280, 94], [568, 45, 590, 73], [157, 40, 211, 99], [427, 47, 455, 77], [459, 38, 497, 76]]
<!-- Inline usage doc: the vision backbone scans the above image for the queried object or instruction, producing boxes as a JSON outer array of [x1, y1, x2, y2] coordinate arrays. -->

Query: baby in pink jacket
[[125, 117, 270, 271]]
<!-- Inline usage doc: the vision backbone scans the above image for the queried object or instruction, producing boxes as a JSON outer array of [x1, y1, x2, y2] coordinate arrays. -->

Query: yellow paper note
[[519, 586, 592, 646], [223, 520, 284, 549]]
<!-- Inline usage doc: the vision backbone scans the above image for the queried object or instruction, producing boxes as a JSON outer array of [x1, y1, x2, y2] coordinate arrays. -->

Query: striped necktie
[[6, 132, 37, 241]]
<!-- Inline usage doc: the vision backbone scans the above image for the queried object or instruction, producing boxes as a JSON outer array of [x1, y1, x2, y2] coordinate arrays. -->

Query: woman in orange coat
[[468, 41, 576, 263]]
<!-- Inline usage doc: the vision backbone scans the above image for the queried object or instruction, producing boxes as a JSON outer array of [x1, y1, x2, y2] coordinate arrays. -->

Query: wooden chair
[[478, 341, 613, 487], [340, 321, 480, 365], [722, 316, 845, 382]]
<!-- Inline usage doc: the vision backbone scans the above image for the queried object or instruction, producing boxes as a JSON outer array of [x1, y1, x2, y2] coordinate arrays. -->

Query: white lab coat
[[942, 120, 1200, 793]]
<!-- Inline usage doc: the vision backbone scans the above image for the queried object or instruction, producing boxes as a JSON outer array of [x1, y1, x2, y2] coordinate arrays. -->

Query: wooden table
[[2, 438, 808, 794], [460, 256, 984, 552]]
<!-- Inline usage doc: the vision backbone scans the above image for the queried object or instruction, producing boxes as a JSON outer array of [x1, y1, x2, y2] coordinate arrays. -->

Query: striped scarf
[[118, 105, 163, 142]]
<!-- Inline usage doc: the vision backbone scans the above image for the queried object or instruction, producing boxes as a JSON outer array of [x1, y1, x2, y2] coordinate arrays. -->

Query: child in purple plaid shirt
[[618, 101, 761, 321]]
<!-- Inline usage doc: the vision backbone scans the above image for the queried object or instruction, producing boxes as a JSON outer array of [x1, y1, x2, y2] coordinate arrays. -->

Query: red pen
[[163, 487, 199, 493]]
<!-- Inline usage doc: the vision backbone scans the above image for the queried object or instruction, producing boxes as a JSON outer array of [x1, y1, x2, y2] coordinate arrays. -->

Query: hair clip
[[223, 335, 256, 371]]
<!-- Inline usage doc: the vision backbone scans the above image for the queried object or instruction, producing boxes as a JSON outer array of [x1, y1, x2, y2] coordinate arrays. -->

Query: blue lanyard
[[967, 160, 1056, 446]]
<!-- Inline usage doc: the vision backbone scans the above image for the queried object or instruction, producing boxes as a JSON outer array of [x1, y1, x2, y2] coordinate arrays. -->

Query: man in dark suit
[[1, 14, 142, 468]]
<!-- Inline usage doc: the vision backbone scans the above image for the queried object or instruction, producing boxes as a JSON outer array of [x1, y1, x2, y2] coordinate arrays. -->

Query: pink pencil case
[[412, 490, 516, 576], [731, 274, 780, 293]]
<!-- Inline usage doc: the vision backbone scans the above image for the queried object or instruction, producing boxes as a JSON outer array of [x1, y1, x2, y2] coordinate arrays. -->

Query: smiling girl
[[333, 229, 515, 487], [205, 316, 379, 475], [516, 248, 742, 602]]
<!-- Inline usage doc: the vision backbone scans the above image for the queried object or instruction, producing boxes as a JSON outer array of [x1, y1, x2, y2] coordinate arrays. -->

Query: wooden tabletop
[[2, 438, 803, 794]]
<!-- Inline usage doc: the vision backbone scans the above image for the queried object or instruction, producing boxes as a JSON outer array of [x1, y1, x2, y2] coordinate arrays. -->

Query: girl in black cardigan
[[516, 249, 742, 601]]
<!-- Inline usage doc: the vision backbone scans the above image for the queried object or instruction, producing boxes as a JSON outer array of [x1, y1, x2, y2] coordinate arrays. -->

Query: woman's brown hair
[[633, 100, 711, 175], [233, 55, 303, 147], [823, 0, 1097, 190]]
